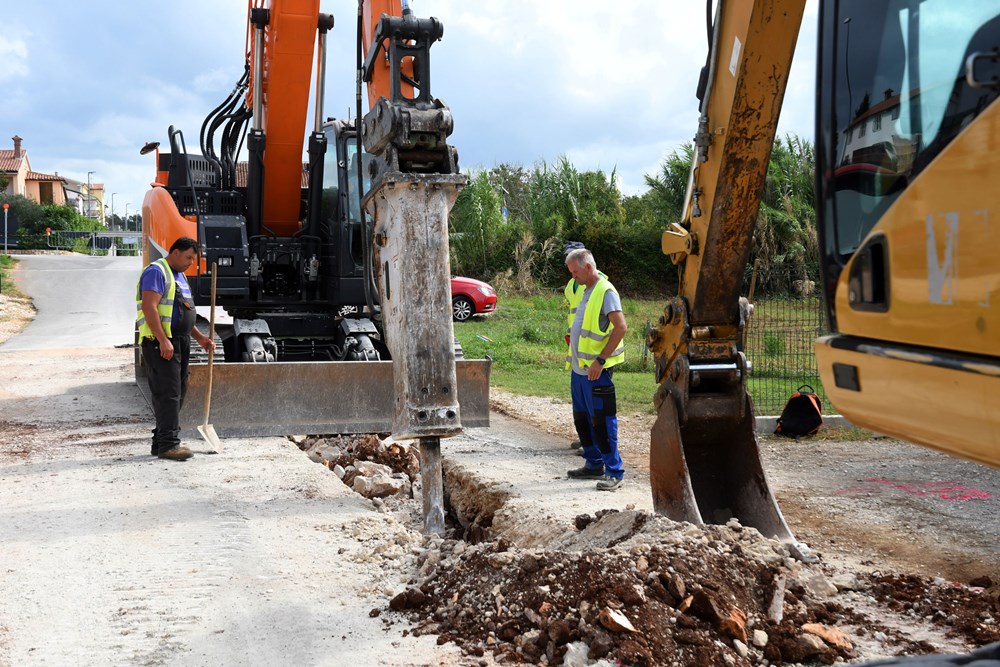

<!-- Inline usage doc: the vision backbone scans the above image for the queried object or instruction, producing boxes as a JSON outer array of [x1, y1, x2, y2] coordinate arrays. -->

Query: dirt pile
[[294, 433, 1000, 665], [388, 514, 999, 665]]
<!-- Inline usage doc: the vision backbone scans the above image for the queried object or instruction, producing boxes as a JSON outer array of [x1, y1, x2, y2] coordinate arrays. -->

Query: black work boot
[[567, 465, 604, 479]]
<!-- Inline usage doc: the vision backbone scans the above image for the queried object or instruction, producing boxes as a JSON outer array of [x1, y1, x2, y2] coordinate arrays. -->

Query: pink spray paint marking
[[835, 478, 993, 501]]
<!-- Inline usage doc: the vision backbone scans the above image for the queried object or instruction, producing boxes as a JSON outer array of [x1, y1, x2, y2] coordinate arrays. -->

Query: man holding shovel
[[137, 237, 215, 461]]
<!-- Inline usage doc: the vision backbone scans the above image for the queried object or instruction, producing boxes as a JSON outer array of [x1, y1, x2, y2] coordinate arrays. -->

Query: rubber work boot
[[158, 446, 193, 461], [596, 476, 623, 492], [567, 465, 604, 479]]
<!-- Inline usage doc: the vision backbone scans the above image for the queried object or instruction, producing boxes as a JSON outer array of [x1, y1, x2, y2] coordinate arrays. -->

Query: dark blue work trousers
[[570, 369, 624, 479]]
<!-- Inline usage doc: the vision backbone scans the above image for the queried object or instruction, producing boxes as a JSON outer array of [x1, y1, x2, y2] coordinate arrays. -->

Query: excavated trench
[[290, 434, 1000, 666]]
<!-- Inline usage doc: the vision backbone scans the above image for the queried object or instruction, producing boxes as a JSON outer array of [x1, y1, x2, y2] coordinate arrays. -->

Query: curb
[[755, 414, 852, 433]]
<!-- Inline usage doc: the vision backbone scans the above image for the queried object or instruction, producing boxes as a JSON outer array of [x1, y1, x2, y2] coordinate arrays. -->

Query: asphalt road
[[1, 253, 140, 350]]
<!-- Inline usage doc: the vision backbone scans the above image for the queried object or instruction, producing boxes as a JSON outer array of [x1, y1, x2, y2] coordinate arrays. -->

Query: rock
[[520, 553, 540, 574], [768, 573, 786, 623], [733, 639, 749, 658], [797, 632, 827, 656], [635, 556, 648, 573], [354, 460, 393, 477], [563, 641, 590, 667], [831, 572, 863, 591], [332, 464, 346, 479], [306, 443, 343, 464], [353, 473, 409, 498], [752, 629, 769, 648], [799, 569, 838, 598], [547, 619, 572, 645], [666, 573, 686, 600], [801, 623, 854, 651], [588, 631, 613, 659], [691, 589, 727, 624], [720, 608, 747, 642], [487, 551, 516, 569], [389, 588, 427, 610], [621, 584, 646, 606], [598, 607, 637, 633]]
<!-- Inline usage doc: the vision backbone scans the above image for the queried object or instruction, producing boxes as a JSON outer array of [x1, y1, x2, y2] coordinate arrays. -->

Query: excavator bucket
[[135, 358, 491, 438], [650, 388, 794, 544]]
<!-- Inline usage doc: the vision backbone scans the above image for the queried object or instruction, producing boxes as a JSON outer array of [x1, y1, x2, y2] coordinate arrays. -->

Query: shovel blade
[[197, 422, 223, 453]]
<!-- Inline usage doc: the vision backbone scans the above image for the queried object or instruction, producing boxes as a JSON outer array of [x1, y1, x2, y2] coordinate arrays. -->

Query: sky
[[0, 0, 818, 220]]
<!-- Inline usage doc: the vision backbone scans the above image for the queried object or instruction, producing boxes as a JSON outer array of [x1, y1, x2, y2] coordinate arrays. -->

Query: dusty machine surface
[[135, 0, 486, 444]]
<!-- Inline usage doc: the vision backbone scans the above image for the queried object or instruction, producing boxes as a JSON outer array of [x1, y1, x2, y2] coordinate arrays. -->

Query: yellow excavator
[[648, 0, 1000, 553]]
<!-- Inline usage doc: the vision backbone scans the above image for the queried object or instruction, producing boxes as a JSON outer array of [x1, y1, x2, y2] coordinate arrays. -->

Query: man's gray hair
[[566, 248, 596, 271]]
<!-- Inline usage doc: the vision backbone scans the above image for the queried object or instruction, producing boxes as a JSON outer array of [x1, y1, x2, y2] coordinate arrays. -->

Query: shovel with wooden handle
[[197, 262, 223, 452]]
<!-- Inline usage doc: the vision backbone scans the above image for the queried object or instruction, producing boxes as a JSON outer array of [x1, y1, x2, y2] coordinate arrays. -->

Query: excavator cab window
[[818, 0, 1000, 259], [344, 142, 374, 224]]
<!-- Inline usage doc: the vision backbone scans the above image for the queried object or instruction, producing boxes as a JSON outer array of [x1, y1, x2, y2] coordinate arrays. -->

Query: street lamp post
[[125, 203, 131, 232], [87, 171, 95, 219], [3, 203, 8, 255], [110, 193, 118, 229]]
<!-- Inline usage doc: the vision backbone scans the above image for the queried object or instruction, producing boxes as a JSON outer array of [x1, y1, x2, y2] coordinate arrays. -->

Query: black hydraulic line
[[200, 68, 250, 187], [357, 0, 377, 317]]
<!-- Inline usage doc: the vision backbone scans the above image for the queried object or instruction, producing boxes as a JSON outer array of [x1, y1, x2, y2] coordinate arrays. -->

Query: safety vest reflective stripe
[[576, 277, 625, 370], [135, 258, 176, 339]]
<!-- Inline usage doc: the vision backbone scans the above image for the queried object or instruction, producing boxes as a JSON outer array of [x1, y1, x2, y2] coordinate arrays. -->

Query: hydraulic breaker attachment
[[361, 2, 469, 535], [364, 171, 467, 536]]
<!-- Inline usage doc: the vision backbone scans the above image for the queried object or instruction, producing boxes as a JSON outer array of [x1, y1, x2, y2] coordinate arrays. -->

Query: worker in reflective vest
[[563, 248, 627, 492], [136, 237, 214, 461], [562, 241, 605, 454]]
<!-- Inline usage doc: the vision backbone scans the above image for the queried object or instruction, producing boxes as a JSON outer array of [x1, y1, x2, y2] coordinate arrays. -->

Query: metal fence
[[15, 232, 142, 256], [743, 268, 830, 416]]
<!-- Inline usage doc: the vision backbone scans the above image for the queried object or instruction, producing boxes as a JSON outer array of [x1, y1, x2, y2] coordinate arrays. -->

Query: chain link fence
[[743, 267, 830, 416]]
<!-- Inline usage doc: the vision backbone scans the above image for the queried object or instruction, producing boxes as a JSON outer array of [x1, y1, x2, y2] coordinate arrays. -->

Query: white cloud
[[0, 36, 30, 81]]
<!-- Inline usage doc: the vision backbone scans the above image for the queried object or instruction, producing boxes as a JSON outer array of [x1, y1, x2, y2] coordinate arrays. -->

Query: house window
[[873, 114, 882, 132], [858, 120, 867, 138], [39, 182, 53, 205], [891, 105, 900, 120]]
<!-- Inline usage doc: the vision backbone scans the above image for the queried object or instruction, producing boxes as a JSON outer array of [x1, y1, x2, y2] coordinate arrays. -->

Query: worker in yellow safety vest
[[136, 237, 215, 461], [563, 248, 627, 491]]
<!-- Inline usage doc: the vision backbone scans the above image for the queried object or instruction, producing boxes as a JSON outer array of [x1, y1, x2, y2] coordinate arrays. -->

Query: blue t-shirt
[[139, 263, 193, 328]]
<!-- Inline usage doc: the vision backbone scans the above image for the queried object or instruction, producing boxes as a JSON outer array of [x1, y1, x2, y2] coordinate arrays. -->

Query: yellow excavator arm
[[648, 0, 807, 546]]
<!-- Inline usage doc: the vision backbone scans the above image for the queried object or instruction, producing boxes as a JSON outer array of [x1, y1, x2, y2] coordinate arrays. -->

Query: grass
[[455, 292, 834, 420], [0, 255, 24, 299], [455, 293, 668, 416]]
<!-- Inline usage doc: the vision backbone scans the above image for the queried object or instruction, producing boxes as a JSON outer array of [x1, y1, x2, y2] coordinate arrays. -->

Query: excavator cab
[[815, 0, 1000, 466]]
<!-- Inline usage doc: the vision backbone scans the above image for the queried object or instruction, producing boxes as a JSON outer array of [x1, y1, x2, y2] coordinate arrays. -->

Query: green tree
[[752, 134, 818, 292], [644, 143, 693, 224], [449, 170, 510, 280]]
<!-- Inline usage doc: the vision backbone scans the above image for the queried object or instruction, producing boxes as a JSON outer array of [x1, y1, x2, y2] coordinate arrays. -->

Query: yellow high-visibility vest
[[566, 277, 624, 370], [136, 258, 176, 340]]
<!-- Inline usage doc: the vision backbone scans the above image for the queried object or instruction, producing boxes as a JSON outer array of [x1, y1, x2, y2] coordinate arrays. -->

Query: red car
[[450, 276, 498, 322]]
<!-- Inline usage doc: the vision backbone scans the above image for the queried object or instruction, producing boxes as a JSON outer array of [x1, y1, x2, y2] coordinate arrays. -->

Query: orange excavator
[[138, 0, 482, 532]]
